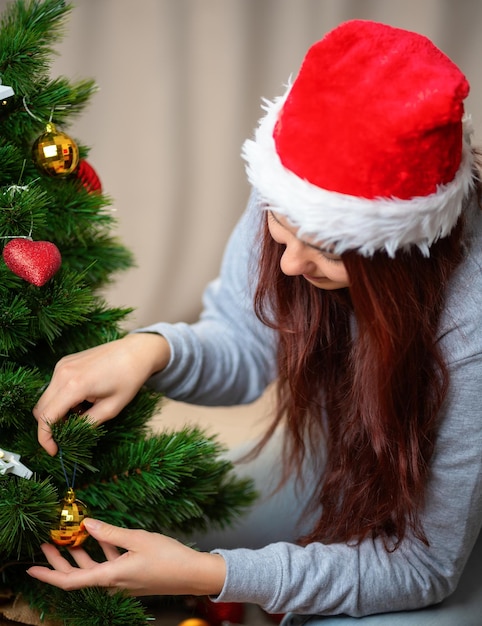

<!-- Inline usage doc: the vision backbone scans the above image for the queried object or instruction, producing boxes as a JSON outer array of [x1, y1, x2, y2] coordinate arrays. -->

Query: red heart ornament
[[3, 238, 62, 286]]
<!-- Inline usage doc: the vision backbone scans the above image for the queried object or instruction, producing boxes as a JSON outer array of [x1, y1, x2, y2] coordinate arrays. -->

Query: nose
[[279, 240, 318, 277]]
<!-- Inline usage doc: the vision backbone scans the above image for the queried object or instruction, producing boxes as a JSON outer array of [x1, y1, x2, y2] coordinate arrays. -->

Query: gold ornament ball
[[177, 620, 211, 626], [50, 487, 89, 547], [32, 122, 79, 176]]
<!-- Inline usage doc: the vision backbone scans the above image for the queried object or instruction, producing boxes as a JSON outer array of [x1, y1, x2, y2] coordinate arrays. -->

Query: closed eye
[[309, 245, 343, 263], [267, 209, 343, 262]]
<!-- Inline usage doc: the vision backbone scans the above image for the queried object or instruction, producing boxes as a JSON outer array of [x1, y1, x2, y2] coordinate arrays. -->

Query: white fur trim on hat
[[242, 89, 475, 258]]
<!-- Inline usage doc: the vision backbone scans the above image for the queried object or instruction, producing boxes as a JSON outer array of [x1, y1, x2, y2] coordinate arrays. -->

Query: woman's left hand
[[27, 518, 226, 596]]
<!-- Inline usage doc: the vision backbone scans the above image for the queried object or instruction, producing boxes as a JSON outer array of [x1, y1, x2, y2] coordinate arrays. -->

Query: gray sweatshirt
[[139, 191, 482, 617]]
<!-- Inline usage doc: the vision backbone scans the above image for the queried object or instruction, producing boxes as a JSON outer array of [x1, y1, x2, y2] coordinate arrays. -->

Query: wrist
[[191, 552, 226, 596], [124, 332, 171, 377]]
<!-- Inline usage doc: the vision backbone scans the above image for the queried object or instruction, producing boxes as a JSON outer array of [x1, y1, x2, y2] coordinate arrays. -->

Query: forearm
[[137, 192, 276, 405], [139, 318, 275, 405]]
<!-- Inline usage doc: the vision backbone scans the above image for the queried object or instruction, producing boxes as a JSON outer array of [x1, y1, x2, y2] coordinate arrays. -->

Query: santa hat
[[242, 20, 474, 257]]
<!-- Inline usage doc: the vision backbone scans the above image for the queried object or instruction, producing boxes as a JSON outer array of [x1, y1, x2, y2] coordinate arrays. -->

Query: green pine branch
[[0, 184, 49, 239], [77, 427, 257, 533], [0, 143, 27, 184], [0, 0, 72, 93], [31, 414, 103, 474], [59, 238, 135, 288], [99, 389, 163, 447], [42, 304, 133, 361], [0, 1, 257, 623], [27, 271, 97, 343], [0, 475, 59, 558], [0, 292, 33, 355], [0, 362, 44, 429], [23, 584, 153, 626], [38, 180, 116, 239], [1, 76, 97, 145]]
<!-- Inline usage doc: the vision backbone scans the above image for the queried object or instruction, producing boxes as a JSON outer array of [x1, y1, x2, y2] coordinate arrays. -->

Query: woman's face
[[267, 210, 350, 290]]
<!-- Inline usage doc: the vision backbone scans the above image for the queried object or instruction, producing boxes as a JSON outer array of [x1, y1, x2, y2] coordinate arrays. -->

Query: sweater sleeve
[[137, 191, 277, 405], [212, 210, 482, 616]]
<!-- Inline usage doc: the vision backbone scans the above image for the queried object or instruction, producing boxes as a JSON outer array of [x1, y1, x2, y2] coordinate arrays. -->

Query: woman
[[28, 20, 482, 624]]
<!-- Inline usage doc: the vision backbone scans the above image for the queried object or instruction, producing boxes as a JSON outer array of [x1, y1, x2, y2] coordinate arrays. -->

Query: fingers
[[35, 400, 120, 457], [33, 362, 87, 424], [38, 543, 74, 573], [27, 560, 109, 591], [33, 370, 118, 456], [36, 415, 58, 456], [27, 544, 99, 591], [98, 540, 122, 561], [39, 542, 100, 572], [68, 547, 100, 569], [26, 521, 135, 592], [33, 360, 90, 456], [27, 537, 120, 591], [83, 519, 138, 552], [35, 402, 97, 457]]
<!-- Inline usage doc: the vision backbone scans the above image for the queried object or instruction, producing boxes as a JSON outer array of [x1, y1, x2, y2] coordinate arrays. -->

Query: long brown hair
[[253, 190, 476, 548]]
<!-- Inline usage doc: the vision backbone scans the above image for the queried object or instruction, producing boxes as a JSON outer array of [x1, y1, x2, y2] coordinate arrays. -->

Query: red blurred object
[[192, 598, 245, 625], [263, 611, 285, 623], [76, 159, 102, 192]]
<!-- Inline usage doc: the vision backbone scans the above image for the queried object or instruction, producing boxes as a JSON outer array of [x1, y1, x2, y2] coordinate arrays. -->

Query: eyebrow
[[268, 210, 339, 256]]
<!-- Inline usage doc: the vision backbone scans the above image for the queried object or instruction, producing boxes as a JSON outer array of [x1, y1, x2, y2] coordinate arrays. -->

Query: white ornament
[[0, 80, 14, 101], [0, 447, 33, 479]]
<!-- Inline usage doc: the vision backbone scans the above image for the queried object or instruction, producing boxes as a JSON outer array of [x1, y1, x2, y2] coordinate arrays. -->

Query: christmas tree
[[0, 1, 256, 624]]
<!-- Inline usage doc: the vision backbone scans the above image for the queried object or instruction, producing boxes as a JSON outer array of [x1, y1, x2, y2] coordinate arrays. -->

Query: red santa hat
[[242, 20, 474, 257]]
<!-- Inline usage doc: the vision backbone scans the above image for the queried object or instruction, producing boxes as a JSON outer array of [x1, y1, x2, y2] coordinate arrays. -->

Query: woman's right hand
[[33, 333, 171, 456], [27, 518, 226, 597]]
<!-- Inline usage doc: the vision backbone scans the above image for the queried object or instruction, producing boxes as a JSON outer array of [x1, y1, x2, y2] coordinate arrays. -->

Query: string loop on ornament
[[6, 159, 29, 198], [51, 449, 88, 548], [0, 160, 40, 242], [23, 97, 55, 124], [22, 96, 44, 123], [23, 97, 72, 125], [58, 447, 77, 489], [0, 234, 33, 242]]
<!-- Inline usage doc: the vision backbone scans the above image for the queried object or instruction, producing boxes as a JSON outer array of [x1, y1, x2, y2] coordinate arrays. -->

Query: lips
[[303, 274, 326, 282]]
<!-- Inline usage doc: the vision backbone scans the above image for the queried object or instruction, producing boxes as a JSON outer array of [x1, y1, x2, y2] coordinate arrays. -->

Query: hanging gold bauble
[[32, 122, 79, 176], [177, 620, 211, 626], [50, 487, 89, 547]]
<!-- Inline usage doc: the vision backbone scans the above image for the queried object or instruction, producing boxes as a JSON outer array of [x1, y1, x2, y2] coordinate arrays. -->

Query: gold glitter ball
[[50, 487, 89, 547], [32, 122, 79, 176]]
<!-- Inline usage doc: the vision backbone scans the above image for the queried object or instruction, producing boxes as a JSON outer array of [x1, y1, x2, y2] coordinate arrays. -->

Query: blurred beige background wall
[[2, 0, 482, 330]]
